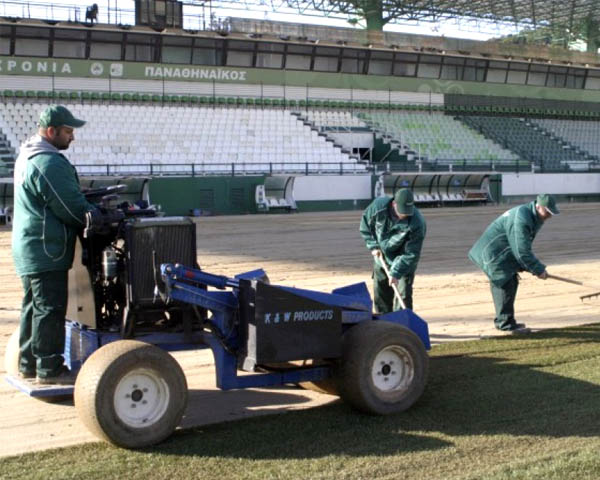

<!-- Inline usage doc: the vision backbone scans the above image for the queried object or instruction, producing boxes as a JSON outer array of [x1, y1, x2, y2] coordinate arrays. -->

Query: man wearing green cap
[[468, 194, 559, 333], [12, 105, 95, 384], [360, 188, 427, 313]]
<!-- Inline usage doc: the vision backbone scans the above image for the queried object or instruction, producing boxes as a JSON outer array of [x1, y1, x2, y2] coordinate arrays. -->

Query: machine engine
[[66, 186, 198, 337]]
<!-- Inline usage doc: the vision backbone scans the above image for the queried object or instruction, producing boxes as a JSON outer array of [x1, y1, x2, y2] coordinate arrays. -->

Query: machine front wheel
[[74, 340, 188, 448], [338, 321, 428, 415]]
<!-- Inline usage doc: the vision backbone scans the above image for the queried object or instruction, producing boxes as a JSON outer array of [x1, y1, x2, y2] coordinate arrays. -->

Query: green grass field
[[3, 324, 600, 480]]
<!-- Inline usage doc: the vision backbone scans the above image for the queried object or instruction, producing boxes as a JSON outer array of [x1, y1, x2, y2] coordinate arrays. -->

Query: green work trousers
[[19, 270, 68, 377], [373, 261, 414, 313], [490, 274, 519, 331]]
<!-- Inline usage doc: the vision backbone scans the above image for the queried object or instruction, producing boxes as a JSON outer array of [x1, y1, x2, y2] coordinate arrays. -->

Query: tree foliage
[[286, 1, 434, 31]]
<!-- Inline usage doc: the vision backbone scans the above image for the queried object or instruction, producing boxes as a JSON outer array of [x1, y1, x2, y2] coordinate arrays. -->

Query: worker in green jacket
[[468, 194, 559, 333], [360, 189, 426, 313], [12, 105, 95, 384]]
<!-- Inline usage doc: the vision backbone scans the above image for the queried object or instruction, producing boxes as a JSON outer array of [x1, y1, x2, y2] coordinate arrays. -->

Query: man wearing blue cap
[[12, 105, 95, 384], [360, 188, 427, 313], [468, 194, 559, 333]]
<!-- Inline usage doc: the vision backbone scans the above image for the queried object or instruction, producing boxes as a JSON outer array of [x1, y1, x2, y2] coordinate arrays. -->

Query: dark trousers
[[373, 262, 414, 313], [490, 274, 519, 330], [19, 270, 68, 377]]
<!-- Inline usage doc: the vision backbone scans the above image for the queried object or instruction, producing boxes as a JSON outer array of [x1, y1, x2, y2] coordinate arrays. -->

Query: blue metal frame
[[7, 264, 430, 398]]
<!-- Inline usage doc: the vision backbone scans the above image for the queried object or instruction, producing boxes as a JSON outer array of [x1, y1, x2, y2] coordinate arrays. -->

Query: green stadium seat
[[227, 97, 235, 105], [298, 99, 306, 107], [131, 93, 140, 102], [207, 96, 216, 104], [199, 96, 208, 104], [91, 92, 100, 101], [14, 90, 25, 98], [190, 95, 199, 104], [271, 98, 281, 107], [170, 95, 181, 103], [141, 93, 150, 102], [216, 97, 226, 105], [180, 95, 190, 103], [70, 91, 80, 100], [263, 98, 272, 106], [58, 91, 69, 100], [36, 90, 47, 99], [26, 90, 35, 98], [287, 99, 297, 107], [122, 93, 132, 101], [81, 91, 91, 100], [151, 94, 162, 102], [246, 98, 255, 106], [254, 98, 263, 106]]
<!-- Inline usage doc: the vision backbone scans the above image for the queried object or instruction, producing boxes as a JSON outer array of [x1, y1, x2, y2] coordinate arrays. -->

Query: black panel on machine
[[239, 280, 342, 366]]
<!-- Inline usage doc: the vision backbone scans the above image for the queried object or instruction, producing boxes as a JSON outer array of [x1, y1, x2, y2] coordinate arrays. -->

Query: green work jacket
[[359, 196, 426, 279], [468, 201, 546, 287], [12, 135, 94, 276]]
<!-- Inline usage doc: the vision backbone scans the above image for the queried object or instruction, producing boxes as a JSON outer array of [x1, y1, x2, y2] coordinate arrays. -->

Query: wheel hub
[[114, 369, 170, 428], [371, 345, 414, 393]]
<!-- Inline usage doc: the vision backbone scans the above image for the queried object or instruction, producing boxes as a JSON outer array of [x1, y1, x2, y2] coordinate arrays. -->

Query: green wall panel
[[296, 199, 371, 212], [149, 176, 265, 216]]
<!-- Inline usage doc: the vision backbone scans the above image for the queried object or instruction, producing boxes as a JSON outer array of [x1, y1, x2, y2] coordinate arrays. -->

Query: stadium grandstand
[[0, 0, 599, 217]]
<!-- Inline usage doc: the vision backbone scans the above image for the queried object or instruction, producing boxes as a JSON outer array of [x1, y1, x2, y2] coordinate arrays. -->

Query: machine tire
[[4, 326, 20, 376], [74, 340, 187, 448], [338, 321, 428, 415]]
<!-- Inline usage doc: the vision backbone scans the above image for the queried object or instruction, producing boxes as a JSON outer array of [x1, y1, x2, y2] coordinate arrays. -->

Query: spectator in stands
[[12, 105, 95, 385], [86, 3, 98, 25], [468, 194, 559, 334], [360, 189, 427, 313]]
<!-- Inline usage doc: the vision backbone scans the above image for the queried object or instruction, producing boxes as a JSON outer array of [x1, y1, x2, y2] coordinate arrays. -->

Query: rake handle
[[374, 251, 407, 310], [546, 273, 584, 286]]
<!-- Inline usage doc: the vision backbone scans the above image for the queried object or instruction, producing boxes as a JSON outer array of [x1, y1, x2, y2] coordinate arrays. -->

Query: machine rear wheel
[[338, 321, 428, 415], [4, 326, 20, 376], [74, 340, 187, 448]]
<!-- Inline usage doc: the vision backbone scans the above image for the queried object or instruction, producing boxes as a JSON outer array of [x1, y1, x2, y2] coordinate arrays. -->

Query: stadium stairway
[[0, 131, 15, 176], [293, 110, 363, 162], [358, 111, 520, 167], [459, 116, 592, 171], [531, 118, 600, 162]]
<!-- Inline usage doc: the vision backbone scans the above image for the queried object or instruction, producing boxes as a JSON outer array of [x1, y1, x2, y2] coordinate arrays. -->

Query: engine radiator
[[125, 216, 196, 306]]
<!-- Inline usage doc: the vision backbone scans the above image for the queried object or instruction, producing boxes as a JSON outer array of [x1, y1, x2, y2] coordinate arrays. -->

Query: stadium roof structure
[[200, 0, 600, 31]]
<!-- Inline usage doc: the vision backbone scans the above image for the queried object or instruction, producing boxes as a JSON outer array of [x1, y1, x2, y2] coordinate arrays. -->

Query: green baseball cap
[[394, 188, 415, 215], [536, 194, 559, 215], [39, 105, 86, 128]]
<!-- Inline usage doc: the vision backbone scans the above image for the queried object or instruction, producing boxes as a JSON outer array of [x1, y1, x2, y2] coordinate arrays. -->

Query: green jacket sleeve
[[359, 202, 379, 251], [507, 208, 545, 275], [390, 217, 426, 278], [31, 155, 93, 228]]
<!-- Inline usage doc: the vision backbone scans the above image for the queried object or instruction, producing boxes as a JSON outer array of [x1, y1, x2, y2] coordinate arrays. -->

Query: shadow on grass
[[146, 325, 600, 459]]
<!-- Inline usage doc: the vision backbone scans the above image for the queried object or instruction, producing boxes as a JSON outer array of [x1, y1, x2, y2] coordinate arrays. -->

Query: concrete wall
[[502, 173, 600, 195]]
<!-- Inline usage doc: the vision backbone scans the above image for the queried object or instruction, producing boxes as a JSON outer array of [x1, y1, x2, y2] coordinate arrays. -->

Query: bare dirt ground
[[1, 202, 599, 457]]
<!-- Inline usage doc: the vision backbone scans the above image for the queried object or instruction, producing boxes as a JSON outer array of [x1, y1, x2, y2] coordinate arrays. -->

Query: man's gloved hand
[[389, 276, 399, 287], [537, 270, 548, 280]]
